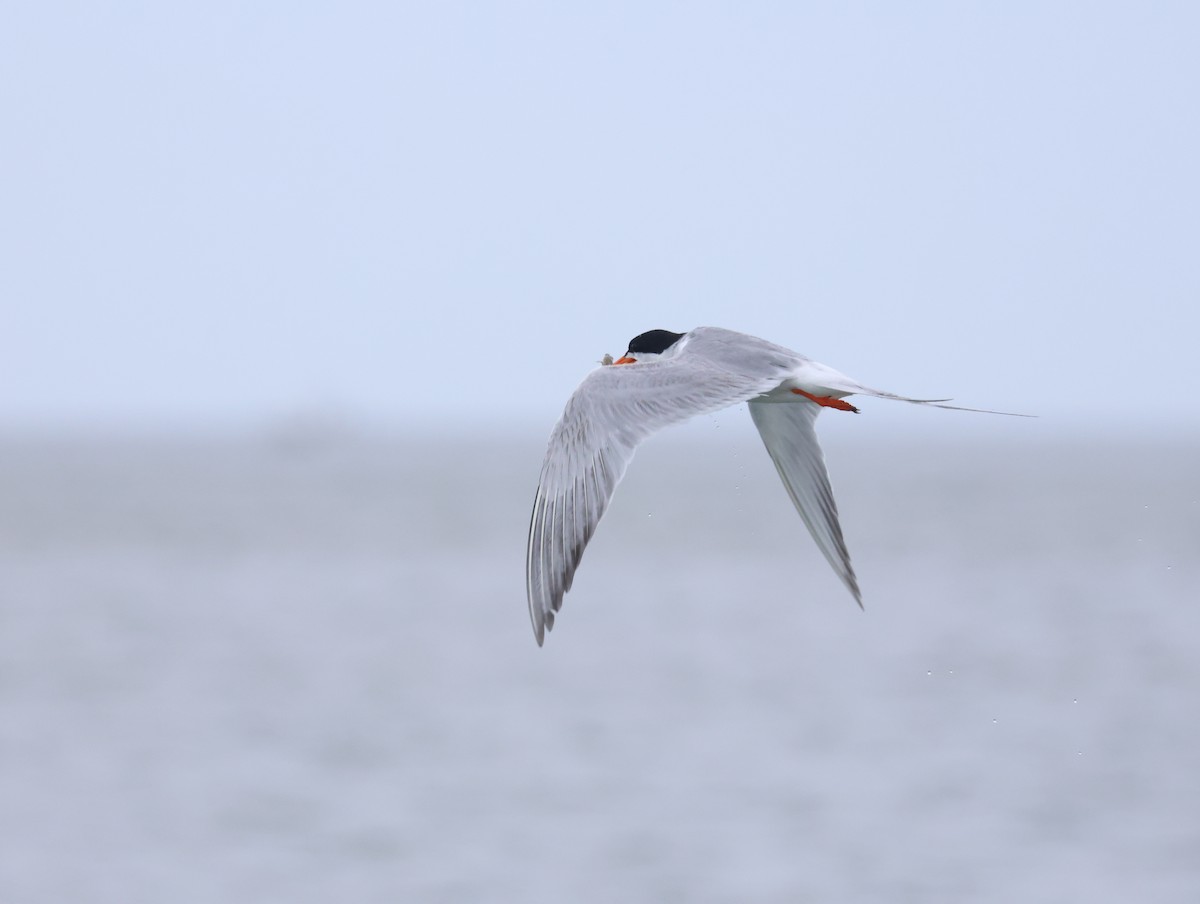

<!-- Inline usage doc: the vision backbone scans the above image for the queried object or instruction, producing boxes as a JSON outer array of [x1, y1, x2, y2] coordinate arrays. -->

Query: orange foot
[[791, 388, 859, 413]]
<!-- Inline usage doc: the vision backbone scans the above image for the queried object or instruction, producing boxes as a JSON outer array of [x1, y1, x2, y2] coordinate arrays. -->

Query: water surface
[[1, 424, 1196, 902]]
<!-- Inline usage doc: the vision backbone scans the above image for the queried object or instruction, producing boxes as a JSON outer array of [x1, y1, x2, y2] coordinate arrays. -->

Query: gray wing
[[748, 397, 862, 606], [527, 346, 789, 645]]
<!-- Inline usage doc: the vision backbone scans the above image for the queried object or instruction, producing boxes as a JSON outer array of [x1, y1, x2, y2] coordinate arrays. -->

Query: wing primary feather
[[526, 489, 547, 645]]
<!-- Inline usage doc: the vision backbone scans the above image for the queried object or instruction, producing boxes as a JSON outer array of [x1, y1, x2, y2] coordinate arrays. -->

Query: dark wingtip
[[529, 604, 546, 646]]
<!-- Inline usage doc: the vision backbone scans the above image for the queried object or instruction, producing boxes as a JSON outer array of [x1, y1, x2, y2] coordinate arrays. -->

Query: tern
[[526, 327, 1021, 645]]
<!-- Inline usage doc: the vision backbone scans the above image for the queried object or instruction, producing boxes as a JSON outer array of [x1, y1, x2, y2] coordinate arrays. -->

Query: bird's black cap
[[626, 329, 685, 355]]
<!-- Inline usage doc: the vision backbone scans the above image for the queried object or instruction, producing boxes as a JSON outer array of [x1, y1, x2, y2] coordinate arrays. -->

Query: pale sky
[[3, 3, 1197, 435]]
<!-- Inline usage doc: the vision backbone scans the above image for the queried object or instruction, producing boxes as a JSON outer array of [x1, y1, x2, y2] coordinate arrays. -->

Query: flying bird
[[526, 327, 1022, 645]]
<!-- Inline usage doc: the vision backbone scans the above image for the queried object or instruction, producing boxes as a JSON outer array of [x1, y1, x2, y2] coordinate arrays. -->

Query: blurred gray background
[[2, 3, 1198, 903]]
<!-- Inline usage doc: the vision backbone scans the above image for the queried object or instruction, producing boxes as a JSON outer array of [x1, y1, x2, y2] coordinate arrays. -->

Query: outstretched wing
[[748, 397, 861, 606], [527, 347, 787, 645]]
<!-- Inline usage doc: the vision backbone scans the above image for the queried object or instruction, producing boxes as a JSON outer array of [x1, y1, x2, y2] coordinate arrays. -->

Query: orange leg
[[791, 388, 859, 413]]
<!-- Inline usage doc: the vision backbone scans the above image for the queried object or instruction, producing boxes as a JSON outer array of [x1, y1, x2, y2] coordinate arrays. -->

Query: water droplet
[[926, 670, 933, 677], [992, 718, 998, 724]]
